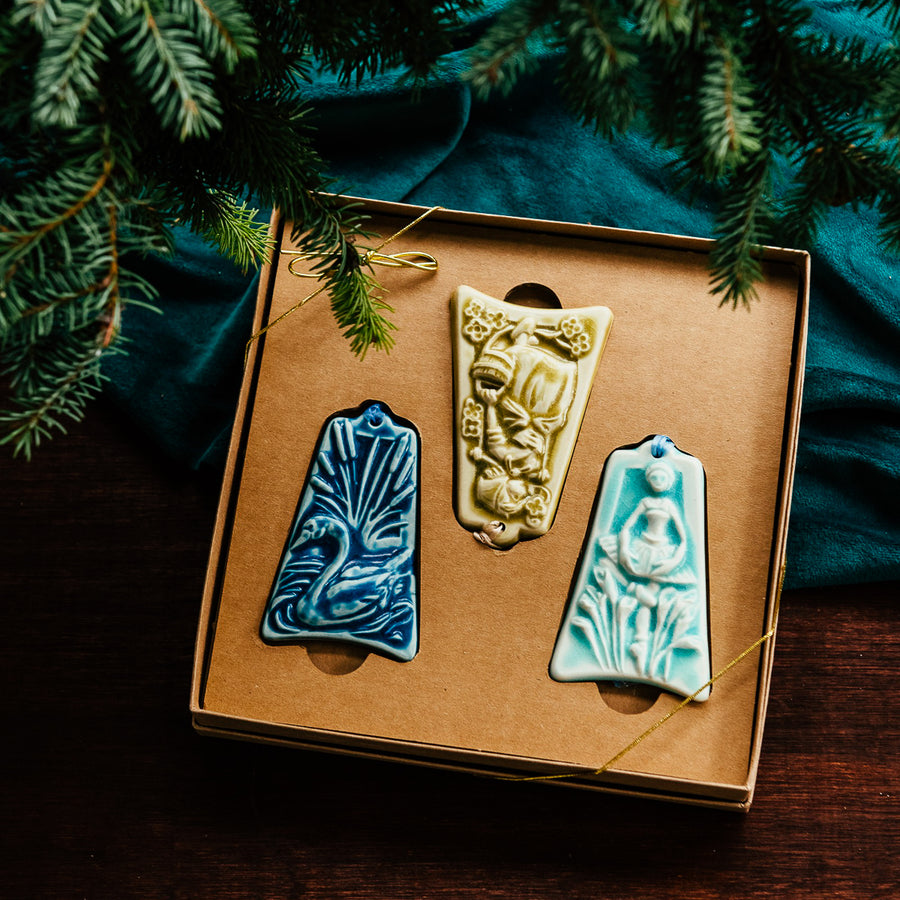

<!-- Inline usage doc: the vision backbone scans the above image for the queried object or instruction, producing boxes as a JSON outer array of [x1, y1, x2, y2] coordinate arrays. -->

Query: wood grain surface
[[2, 400, 898, 899]]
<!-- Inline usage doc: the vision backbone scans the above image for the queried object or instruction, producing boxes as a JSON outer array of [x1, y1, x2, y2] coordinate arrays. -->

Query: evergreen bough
[[2, 0, 900, 457]]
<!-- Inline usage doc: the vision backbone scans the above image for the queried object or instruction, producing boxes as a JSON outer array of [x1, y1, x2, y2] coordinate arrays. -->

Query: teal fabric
[[104, 3, 900, 589]]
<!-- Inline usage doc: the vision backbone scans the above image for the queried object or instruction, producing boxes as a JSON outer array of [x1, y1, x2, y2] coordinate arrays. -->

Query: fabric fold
[[103, 6, 900, 589]]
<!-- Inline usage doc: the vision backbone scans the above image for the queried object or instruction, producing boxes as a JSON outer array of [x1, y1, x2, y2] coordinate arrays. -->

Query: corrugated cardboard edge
[[190, 198, 810, 812]]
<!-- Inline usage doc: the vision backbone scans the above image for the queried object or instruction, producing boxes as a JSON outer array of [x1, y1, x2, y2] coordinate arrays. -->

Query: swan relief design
[[261, 402, 420, 663]]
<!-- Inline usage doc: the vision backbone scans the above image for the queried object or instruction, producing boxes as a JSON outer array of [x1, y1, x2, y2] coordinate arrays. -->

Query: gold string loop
[[244, 205, 444, 368], [282, 247, 438, 276], [284, 252, 320, 278], [363, 250, 438, 271]]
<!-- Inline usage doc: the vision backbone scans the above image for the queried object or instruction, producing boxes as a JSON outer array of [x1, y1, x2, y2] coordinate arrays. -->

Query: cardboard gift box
[[191, 199, 808, 810]]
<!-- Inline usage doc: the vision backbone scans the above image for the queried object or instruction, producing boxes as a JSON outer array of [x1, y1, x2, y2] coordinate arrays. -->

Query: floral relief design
[[461, 298, 497, 344], [568, 331, 592, 357], [460, 397, 483, 440], [559, 315, 583, 338], [458, 299, 595, 540], [462, 313, 491, 344], [523, 490, 550, 527], [464, 298, 486, 319], [558, 315, 593, 357]]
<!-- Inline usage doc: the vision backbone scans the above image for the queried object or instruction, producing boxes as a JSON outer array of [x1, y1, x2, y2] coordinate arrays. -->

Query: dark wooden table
[[3, 400, 898, 899]]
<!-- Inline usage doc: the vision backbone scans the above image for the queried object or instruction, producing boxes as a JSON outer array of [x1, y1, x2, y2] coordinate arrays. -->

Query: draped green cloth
[[104, 2, 900, 589]]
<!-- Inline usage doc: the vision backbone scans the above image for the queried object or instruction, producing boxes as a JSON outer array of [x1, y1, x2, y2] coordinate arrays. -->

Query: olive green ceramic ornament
[[450, 284, 613, 549]]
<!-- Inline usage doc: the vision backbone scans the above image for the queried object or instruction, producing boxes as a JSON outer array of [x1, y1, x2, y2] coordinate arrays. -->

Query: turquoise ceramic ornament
[[550, 435, 711, 701], [261, 402, 420, 662]]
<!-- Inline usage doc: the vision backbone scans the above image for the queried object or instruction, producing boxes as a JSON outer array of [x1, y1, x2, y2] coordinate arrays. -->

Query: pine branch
[[0, 325, 110, 459], [8, 0, 900, 459], [300, 0, 483, 83], [876, 186, 900, 255], [553, 0, 640, 137], [772, 184, 829, 254], [468, 0, 900, 306], [11, 0, 61, 33], [695, 38, 760, 179], [465, 0, 555, 99], [709, 154, 771, 308], [30, 0, 112, 128], [328, 262, 396, 357], [876, 53, 900, 139], [0, 112, 165, 457], [0, 141, 114, 281], [857, 0, 900, 30], [178, 189, 272, 272], [121, 0, 223, 140], [170, 0, 257, 71], [632, 0, 692, 43], [284, 192, 395, 356], [3, 0, 482, 456]]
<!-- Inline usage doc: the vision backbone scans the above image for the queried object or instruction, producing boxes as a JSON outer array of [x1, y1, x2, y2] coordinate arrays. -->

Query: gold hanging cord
[[492, 574, 784, 786], [244, 206, 443, 367]]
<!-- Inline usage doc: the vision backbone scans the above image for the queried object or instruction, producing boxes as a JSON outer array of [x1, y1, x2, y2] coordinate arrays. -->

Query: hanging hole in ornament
[[650, 434, 674, 458], [597, 681, 661, 714], [306, 642, 369, 675], [364, 403, 385, 428], [503, 283, 562, 309]]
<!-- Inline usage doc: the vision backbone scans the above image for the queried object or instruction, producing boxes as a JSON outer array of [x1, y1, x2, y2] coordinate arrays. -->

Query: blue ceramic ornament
[[261, 402, 420, 662]]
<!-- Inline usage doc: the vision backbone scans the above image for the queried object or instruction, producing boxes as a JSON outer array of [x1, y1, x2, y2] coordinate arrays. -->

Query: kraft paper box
[[191, 199, 808, 810]]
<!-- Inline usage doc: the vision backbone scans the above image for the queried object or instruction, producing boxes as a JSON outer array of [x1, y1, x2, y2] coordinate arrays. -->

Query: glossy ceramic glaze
[[550, 435, 711, 701], [261, 402, 419, 662], [451, 285, 613, 548]]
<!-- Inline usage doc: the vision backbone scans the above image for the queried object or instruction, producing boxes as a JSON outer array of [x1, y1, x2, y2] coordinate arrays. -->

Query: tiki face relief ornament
[[550, 435, 712, 701], [451, 285, 613, 549], [261, 401, 420, 662]]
